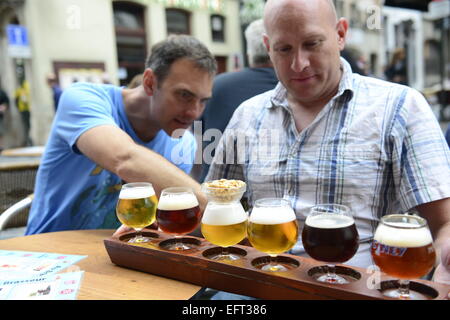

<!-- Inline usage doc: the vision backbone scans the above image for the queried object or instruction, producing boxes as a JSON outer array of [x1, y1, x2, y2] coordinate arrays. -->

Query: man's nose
[[184, 101, 204, 120], [291, 48, 310, 72]]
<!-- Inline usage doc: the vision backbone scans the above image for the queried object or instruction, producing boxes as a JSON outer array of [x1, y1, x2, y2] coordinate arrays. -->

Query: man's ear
[[336, 18, 348, 51], [142, 68, 156, 96], [263, 33, 271, 53]]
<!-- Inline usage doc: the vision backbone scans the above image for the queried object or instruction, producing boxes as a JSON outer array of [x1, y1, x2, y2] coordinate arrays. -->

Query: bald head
[[264, 0, 338, 35], [261, 0, 348, 109]]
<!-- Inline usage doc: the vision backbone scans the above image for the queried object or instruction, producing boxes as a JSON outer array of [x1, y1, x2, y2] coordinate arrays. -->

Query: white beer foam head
[[305, 214, 354, 229], [119, 186, 155, 199], [157, 193, 199, 210], [374, 222, 433, 248], [202, 203, 248, 225], [249, 206, 296, 224]]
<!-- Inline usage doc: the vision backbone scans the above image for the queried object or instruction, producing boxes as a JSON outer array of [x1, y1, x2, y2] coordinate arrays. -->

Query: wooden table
[[1, 146, 45, 157], [0, 229, 202, 300]]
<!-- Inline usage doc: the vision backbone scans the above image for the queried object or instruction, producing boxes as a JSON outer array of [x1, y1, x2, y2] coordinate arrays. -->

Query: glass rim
[[380, 214, 428, 229], [160, 186, 194, 194], [254, 198, 291, 207], [310, 203, 350, 213], [122, 182, 153, 188]]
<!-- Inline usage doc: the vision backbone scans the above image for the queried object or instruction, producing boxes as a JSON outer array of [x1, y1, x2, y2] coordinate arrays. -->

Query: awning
[[384, 0, 433, 11]]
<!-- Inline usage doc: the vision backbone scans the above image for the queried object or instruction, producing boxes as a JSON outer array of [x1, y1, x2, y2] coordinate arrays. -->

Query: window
[[166, 8, 190, 35], [113, 2, 147, 86], [211, 15, 225, 42]]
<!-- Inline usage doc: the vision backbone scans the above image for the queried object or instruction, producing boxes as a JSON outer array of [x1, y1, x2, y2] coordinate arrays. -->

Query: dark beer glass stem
[[326, 264, 338, 281], [398, 279, 410, 299]]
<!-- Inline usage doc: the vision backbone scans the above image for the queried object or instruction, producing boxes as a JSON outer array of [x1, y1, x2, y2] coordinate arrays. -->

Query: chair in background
[[0, 194, 33, 231], [0, 160, 38, 237]]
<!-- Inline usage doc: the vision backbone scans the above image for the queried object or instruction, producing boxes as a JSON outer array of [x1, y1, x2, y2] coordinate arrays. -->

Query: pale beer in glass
[[116, 182, 158, 243]]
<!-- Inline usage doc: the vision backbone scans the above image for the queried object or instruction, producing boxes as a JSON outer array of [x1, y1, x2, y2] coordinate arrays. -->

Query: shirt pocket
[[317, 143, 389, 200]]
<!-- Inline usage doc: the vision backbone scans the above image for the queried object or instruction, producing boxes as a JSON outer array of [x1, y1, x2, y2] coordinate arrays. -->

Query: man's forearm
[[117, 144, 206, 211]]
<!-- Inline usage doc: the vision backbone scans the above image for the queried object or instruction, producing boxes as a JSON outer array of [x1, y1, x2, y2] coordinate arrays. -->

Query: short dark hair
[[146, 35, 217, 85]]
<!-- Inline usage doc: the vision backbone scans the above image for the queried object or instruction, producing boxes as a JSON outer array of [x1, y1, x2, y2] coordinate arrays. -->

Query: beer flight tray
[[104, 229, 449, 300]]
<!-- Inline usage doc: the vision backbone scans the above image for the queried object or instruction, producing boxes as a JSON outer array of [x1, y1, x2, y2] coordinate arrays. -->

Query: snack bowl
[[201, 179, 246, 203]]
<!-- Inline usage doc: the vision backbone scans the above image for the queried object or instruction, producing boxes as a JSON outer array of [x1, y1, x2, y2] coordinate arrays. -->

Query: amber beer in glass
[[302, 204, 359, 284], [156, 187, 201, 250], [116, 182, 158, 243], [247, 198, 298, 271], [201, 202, 247, 248], [371, 214, 436, 299]]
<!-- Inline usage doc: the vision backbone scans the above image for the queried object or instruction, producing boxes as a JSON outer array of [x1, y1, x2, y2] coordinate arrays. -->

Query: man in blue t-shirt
[[26, 35, 217, 234]]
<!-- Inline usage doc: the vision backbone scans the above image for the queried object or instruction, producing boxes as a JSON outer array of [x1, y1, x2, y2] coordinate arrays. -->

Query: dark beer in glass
[[302, 214, 359, 263], [156, 187, 201, 250], [302, 204, 359, 284]]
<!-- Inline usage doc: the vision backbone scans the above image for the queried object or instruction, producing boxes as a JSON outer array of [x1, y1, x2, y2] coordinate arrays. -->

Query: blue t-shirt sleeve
[[55, 83, 118, 154]]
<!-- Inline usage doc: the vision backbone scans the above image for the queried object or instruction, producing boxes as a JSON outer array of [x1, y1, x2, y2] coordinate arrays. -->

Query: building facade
[[0, 0, 242, 147]]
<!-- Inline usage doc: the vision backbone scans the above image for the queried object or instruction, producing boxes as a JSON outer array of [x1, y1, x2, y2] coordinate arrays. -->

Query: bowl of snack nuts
[[201, 179, 246, 203]]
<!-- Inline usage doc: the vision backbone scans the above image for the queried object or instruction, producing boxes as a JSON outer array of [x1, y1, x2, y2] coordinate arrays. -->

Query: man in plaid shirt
[[206, 0, 450, 283]]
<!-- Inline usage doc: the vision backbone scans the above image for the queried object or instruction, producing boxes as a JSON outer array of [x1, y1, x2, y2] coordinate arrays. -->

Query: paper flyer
[[0, 250, 87, 281], [0, 271, 84, 300], [0, 250, 87, 300]]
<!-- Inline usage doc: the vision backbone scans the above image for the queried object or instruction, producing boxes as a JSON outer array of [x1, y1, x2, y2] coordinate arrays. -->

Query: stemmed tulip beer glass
[[371, 214, 436, 299], [302, 204, 359, 284], [247, 198, 299, 272], [156, 187, 202, 250], [200, 181, 248, 261], [116, 182, 159, 243]]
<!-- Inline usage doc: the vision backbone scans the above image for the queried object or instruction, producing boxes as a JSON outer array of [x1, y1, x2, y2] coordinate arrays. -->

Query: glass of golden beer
[[201, 179, 247, 261], [116, 182, 158, 243], [247, 198, 298, 272], [156, 187, 201, 250], [302, 204, 359, 284], [371, 214, 436, 299]]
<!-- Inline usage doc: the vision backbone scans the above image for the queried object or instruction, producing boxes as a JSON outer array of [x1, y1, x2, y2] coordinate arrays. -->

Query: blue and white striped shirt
[[205, 58, 450, 267]]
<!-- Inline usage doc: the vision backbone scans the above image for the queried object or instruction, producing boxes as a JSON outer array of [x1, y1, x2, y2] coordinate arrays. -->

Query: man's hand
[[112, 221, 159, 238]]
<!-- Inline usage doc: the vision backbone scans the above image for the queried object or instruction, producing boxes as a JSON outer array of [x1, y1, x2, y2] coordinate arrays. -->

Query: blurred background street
[[0, 0, 449, 149]]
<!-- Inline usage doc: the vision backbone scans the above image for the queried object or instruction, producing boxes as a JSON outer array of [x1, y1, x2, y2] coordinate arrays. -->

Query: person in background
[[0, 85, 10, 151], [206, 0, 450, 286], [14, 79, 32, 146], [341, 46, 367, 76], [26, 35, 216, 235], [199, 19, 278, 182], [384, 47, 407, 85], [46, 73, 63, 112]]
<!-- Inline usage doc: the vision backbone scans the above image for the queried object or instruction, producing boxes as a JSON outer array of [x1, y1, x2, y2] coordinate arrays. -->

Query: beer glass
[[247, 198, 298, 272], [200, 180, 247, 260], [302, 204, 359, 284], [156, 187, 201, 250], [116, 182, 158, 243], [371, 214, 436, 299]]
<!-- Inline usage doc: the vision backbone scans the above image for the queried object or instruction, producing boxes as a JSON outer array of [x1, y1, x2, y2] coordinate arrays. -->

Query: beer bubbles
[[247, 198, 299, 272], [116, 182, 158, 243]]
